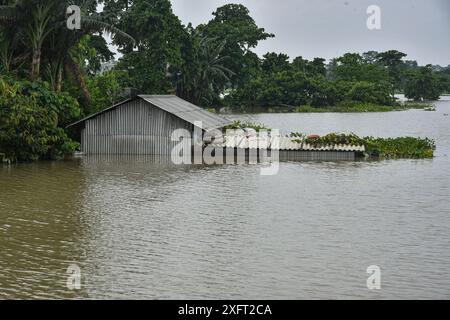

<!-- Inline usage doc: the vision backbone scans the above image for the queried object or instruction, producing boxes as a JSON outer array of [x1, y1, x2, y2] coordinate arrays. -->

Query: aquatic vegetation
[[290, 133, 435, 159], [362, 136, 435, 159], [294, 102, 432, 113], [402, 102, 434, 110]]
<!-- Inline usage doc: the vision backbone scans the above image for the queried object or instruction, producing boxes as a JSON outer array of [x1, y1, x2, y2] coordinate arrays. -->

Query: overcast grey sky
[[170, 0, 450, 66]]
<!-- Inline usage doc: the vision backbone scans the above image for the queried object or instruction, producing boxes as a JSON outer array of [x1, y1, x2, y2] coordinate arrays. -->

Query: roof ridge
[[67, 95, 233, 131], [138, 94, 176, 98]]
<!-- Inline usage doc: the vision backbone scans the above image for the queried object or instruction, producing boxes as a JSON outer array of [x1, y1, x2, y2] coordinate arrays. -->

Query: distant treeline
[[225, 51, 449, 112]]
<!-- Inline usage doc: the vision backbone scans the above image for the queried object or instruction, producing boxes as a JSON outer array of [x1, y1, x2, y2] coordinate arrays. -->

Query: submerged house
[[67, 95, 232, 155], [68, 94, 365, 161]]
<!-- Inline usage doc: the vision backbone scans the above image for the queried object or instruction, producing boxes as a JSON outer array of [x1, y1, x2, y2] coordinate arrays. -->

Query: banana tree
[[44, 6, 134, 103], [0, 0, 134, 102], [0, 0, 56, 80]]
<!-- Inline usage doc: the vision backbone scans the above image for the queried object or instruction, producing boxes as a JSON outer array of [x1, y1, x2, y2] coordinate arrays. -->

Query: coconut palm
[[175, 34, 234, 106], [197, 38, 234, 104]]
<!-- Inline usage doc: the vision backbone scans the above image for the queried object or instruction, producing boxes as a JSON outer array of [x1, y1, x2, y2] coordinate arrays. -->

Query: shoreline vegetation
[[226, 121, 436, 159], [295, 102, 433, 113], [219, 101, 435, 114]]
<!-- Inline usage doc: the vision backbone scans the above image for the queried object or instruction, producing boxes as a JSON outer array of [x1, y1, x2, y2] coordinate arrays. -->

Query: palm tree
[[1, 0, 61, 79], [0, 0, 134, 102], [42, 1, 134, 103], [175, 34, 234, 106], [197, 38, 234, 105]]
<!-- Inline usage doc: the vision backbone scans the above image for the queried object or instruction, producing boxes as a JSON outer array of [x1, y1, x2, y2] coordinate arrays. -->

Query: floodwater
[[1, 98, 450, 299]]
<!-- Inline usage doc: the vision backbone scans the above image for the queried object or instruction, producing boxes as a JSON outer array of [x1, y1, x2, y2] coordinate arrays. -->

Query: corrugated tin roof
[[67, 95, 232, 130], [212, 134, 365, 152], [67, 98, 134, 128], [139, 95, 232, 130]]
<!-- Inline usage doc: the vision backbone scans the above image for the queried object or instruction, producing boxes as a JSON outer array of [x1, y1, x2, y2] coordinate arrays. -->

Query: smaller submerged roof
[[212, 135, 366, 152], [67, 95, 232, 131]]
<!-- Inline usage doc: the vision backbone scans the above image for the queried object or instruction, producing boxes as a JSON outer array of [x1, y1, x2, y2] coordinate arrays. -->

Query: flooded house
[[67, 95, 232, 155], [68, 95, 365, 161]]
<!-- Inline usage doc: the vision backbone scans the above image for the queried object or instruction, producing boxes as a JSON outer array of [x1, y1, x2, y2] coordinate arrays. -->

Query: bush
[[347, 81, 394, 105], [404, 66, 441, 101], [85, 70, 128, 115], [0, 77, 80, 162]]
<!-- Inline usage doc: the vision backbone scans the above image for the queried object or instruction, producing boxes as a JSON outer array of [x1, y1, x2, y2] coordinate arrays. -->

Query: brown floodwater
[[1, 97, 450, 299]]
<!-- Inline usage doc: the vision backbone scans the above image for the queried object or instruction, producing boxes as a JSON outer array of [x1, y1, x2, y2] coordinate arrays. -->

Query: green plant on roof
[[224, 121, 271, 132]]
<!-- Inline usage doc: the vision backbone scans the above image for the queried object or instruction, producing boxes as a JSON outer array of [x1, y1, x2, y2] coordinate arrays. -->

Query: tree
[[85, 69, 128, 115], [102, 0, 184, 94], [174, 34, 234, 107], [328, 52, 389, 84], [84, 34, 115, 75], [0, 0, 53, 79], [292, 57, 326, 77], [261, 52, 290, 74], [375, 50, 407, 97], [347, 81, 393, 105], [436, 65, 450, 94], [309, 58, 327, 76], [0, 76, 80, 161], [362, 51, 379, 64], [198, 4, 274, 86], [0, 0, 133, 102], [404, 65, 441, 101]]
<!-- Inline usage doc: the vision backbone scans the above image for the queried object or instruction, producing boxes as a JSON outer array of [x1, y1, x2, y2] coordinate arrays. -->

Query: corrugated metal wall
[[81, 99, 194, 155], [278, 150, 356, 161], [216, 149, 356, 162]]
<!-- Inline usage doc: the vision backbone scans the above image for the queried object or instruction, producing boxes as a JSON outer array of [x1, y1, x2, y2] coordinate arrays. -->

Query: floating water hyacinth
[[294, 133, 436, 159]]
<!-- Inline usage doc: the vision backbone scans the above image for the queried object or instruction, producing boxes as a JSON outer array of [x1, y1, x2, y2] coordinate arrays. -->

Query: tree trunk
[[56, 65, 63, 92], [31, 46, 41, 80], [66, 56, 92, 105]]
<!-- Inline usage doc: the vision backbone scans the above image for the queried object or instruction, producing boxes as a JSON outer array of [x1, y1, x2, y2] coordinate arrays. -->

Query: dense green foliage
[[0, 0, 133, 102], [404, 65, 441, 101], [362, 137, 435, 159], [85, 69, 127, 115], [0, 0, 134, 161], [0, 76, 80, 162], [195, 4, 274, 88], [224, 49, 448, 112], [102, 0, 183, 94]]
